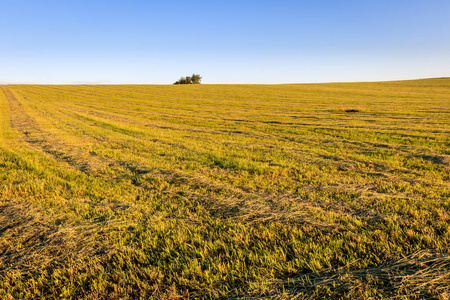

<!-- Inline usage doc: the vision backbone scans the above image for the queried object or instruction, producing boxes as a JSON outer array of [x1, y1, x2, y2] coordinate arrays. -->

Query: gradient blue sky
[[1, 0, 449, 84]]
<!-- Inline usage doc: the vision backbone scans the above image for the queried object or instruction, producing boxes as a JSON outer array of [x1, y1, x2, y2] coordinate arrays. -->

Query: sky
[[1, 0, 449, 84]]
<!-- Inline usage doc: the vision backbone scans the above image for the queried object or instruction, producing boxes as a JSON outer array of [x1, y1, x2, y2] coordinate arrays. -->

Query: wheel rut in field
[[0, 87, 376, 224], [0, 87, 280, 218], [1, 86, 112, 174]]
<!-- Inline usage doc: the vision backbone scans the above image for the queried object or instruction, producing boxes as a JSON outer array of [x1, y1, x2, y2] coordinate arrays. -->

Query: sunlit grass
[[0, 79, 449, 299]]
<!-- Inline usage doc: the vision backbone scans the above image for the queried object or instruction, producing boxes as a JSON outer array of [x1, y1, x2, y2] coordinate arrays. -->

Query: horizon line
[[1, 76, 449, 86]]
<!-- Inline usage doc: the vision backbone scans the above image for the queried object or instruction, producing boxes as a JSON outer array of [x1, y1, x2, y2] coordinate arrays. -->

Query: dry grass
[[0, 79, 449, 299]]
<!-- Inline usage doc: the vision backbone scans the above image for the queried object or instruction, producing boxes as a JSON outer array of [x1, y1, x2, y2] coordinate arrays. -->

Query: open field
[[1, 79, 449, 299]]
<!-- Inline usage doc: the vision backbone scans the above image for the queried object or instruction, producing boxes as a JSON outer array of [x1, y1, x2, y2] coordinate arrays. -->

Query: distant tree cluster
[[174, 74, 202, 85]]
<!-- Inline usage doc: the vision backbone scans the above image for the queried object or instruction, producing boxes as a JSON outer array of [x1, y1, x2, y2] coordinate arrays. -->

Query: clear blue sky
[[1, 0, 449, 84]]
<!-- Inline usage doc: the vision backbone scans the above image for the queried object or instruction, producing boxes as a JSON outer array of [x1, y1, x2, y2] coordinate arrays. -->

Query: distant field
[[1, 79, 449, 299]]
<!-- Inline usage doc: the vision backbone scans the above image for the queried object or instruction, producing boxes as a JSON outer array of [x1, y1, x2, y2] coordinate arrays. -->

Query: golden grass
[[0, 79, 449, 299]]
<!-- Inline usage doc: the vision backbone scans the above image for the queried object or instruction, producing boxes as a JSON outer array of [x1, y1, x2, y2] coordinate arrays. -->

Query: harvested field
[[1, 79, 449, 299]]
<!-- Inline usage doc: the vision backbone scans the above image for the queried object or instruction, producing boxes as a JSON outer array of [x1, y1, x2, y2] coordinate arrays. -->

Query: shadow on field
[[258, 250, 450, 299], [416, 154, 450, 169], [0, 202, 110, 276]]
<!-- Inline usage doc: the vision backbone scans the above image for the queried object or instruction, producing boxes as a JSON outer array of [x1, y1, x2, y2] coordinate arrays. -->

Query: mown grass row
[[0, 79, 449, 299]]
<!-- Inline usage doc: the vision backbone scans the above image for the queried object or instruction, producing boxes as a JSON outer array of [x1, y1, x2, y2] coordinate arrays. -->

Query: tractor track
[[1, 86, 112, 174]]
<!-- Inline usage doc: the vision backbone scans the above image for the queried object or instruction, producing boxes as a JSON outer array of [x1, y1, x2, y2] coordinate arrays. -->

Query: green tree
[[191, 74, 202, 84], [174, 74, 201, 84]]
